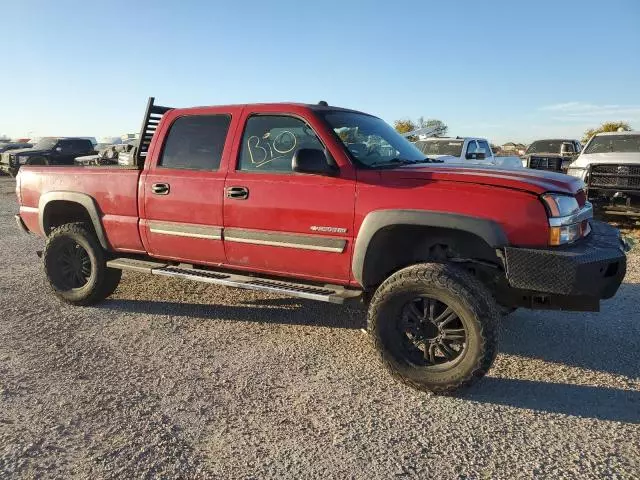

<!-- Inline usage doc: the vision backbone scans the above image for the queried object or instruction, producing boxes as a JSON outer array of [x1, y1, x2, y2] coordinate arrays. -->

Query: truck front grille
[[588, 164, 640, 191], [529, 156, 563, 172]]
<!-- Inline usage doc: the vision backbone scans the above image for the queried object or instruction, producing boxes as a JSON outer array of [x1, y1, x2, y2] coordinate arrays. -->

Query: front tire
[[28, 156, 49, 166], [43, 223, 121, 306], [368, 263, 499, 394]]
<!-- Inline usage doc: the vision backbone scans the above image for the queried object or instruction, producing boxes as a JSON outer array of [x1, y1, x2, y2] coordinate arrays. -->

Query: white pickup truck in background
[[567, 131, 640, 217], [412, 136, 523, 169]]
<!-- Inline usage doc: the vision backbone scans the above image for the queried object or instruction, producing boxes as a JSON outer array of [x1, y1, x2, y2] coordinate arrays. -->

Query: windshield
[[414, 140, 464, 157], [33, 137, 58, 150], [584, 135, 640, 154], [525, 140, 564, 154], [322, 111, 426, 167]]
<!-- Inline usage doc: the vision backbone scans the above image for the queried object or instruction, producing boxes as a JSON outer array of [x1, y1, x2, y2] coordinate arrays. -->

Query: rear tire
[[43, 223, 121, 306], [368, 263, 499, 394]]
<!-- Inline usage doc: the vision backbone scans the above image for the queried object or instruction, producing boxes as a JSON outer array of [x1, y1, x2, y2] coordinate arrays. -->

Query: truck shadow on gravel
[[102, 297, 367, 329], [465, 378, 639, 424], [500, 283, 640, 380]]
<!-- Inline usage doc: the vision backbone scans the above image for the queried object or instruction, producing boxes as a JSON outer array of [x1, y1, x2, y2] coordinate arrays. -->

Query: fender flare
[[352, 209, 508, 286], [38, 191, 109, 249]]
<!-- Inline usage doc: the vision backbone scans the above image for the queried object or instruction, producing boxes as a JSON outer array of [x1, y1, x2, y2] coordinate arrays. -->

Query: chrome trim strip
[[224, 228, 346, 253], [549, 201, 593, 227], [148, 221, 222, 240]]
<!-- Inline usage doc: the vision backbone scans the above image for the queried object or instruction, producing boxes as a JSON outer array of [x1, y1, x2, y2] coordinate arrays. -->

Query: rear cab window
[[415, 140, 464, 157], [159, 115, 232, 170]]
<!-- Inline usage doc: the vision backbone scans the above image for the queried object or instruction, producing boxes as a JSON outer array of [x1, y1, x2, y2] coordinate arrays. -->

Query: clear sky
[[1, 0, 639, 144]]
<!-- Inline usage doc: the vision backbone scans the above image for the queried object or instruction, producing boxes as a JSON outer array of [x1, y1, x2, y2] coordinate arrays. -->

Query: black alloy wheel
[[400, 296, 467, 368], [51, 238, 92, 290]]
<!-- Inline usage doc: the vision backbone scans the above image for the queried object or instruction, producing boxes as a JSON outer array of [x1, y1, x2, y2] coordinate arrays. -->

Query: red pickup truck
[[14, 98, 628, 394]]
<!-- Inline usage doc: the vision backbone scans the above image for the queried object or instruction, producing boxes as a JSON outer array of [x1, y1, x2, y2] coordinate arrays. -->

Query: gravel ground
[[0, 176, 638, 479]]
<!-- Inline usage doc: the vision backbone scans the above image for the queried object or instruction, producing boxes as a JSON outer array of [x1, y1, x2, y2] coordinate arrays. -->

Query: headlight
[[541, 194, 592, 246], [566, 167, 586, 180], [541, 194, 579, 217], [18, 156, 28, 165]]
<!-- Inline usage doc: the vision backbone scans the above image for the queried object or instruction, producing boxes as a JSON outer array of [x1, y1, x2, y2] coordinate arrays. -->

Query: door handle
[[152, 183, 170, 195], [226, 186, 249, 200]]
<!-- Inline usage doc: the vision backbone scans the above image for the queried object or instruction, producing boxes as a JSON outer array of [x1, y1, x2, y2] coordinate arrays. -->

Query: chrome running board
[[107, 258, 362, 304]]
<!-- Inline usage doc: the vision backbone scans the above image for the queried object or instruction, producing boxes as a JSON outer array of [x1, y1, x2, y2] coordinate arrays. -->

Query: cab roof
[[594, 130, 640, 136], [175, 102, 370, 116]]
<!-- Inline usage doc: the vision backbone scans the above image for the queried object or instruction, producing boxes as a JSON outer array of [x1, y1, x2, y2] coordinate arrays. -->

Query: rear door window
[[159, 115, 231, 170]]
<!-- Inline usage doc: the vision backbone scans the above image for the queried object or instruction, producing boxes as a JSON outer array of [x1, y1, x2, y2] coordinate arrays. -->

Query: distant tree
[[394, 119, 418, 142], [394, 119, 417, 135], [582, 121, 632, 144], [424, 119, 448, 137]]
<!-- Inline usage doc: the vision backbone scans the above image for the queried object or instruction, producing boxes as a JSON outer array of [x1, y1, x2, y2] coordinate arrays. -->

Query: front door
[[52, 139, 86, 165], [141, 110, 237, 265], [223, 112, 356, 283]]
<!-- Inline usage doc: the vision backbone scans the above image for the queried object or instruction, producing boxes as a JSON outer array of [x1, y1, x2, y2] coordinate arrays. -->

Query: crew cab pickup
[[1, 137, 96, 176], [14, 98, 628, 394]]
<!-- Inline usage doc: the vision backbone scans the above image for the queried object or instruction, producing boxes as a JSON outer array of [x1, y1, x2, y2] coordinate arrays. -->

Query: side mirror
[[292, 148, 338, 175]]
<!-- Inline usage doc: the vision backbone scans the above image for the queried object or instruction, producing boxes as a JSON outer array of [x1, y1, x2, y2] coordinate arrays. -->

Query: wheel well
[[361, 225, 502, 289], [42, 200, 95, 236]]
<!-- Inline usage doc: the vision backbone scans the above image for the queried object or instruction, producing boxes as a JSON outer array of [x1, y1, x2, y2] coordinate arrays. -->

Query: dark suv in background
[[0, 137, 96, 176], [522, 138, 581, 173]]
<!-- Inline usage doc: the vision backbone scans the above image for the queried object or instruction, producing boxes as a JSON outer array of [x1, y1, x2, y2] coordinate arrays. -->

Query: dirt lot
[[0, 177, 638, 479]]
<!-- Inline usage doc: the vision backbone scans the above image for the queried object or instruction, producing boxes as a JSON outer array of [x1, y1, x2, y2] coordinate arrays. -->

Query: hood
[[382, 163, 583, 196], [523, 152, 563, 158], [14, 149, 50, 157], [571, 152, 640, 168], [3, 147, 37, 157], [428, 155, 460, 163]]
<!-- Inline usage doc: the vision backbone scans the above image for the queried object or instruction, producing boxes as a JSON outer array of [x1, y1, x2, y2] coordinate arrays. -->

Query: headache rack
[[136, 97, 172, 168]]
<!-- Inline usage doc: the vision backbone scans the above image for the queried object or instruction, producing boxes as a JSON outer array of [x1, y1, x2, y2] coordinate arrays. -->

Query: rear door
[[222, 109, 356, 283], [140, 108, 240, 264]]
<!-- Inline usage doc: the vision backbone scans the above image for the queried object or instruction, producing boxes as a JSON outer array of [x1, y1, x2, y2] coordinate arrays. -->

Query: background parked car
[[522, 138, 581, 173], [75, 138, 138, 166], [0, 137, 96, 176]]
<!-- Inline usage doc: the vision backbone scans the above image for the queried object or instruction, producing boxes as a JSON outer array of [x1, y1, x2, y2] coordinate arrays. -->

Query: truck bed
[[18, 166, 144, 252]]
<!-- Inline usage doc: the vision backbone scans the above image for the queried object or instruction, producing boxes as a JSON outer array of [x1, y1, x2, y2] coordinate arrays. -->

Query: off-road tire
[[368, 262, 500, 394], [43, 223, 121, 306]]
